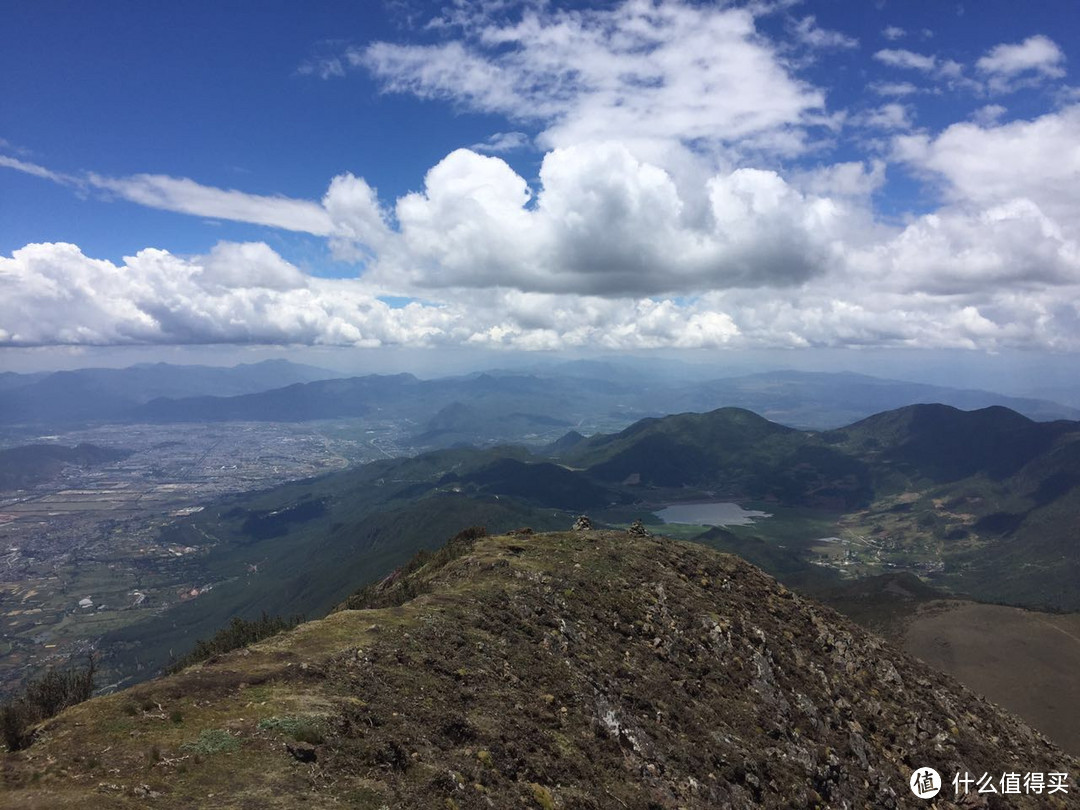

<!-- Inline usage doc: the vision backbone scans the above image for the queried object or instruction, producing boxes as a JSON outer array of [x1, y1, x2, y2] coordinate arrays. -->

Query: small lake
[[654, 501, 771, 527]]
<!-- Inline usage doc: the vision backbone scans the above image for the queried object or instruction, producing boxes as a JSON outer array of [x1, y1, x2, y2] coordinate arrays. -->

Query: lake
[[655, 501, 771, 526]]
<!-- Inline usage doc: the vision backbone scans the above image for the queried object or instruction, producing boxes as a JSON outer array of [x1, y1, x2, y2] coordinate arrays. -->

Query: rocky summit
[[3, 530, 1078, 809]]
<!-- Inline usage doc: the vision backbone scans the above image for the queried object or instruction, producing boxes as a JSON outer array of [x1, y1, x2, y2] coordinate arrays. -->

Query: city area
[[0, 419, 410, 693]]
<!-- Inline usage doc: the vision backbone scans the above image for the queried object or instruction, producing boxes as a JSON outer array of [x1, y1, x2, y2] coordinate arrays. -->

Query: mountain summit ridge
[[4, 530, 1076, 808]]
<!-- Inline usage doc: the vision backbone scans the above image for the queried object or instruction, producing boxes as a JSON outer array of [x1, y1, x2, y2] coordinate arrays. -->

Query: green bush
[[338, 525, 487, 611], [1, 657, 96, 751], [167, 612, 303, 674]]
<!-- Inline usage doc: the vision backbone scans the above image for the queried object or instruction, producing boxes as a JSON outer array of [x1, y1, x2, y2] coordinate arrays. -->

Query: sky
[[2, 0, 1079, 380]]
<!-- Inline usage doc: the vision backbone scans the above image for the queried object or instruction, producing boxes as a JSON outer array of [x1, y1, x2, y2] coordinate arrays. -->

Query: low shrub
[[167, 612, 303, 673], [1, 657, 96, 751]]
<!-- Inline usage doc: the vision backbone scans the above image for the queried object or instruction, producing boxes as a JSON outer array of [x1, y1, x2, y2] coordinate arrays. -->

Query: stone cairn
[[572, 514, 593, 531], [627, 519, 651, 538]]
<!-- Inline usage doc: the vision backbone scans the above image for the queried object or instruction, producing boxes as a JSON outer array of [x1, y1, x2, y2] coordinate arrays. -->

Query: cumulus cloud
[[976, 35, 1066, 92], [791, 160, 886, 199], [4, 1, 1080, 354], [0, 241, 450, 348], [364, 143, 848, 296], [0, 239, 744, 350], [4, 228, 1080, 352], [893, 104, 1080, 231], [859, 202, 1080, 295]]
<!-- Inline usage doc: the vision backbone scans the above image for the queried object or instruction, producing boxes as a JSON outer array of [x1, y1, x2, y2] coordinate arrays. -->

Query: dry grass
[[903, 600, 1080, 756]]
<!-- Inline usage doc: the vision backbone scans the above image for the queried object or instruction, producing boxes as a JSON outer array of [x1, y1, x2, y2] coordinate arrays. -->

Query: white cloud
[[859, 201, 1080, 295], [791, 16, 858, 50], [5, 2, 1080, 355], [88, 173, 335, 235], [882, 26, 906, 41], [873, 48, 980, 92], [857, 103, 913, 131], [297, 56, 346, 80], [874, 48, 936, 72], [976, 35, 1066, 92], [357, 1, 825, 160], [321, 173, 392, 261], [365, 143, 848, 296], [0, 242, 449, 348], [870, 81, 919, 97], [0, 155, 80, 186], [972, 104, 1006, 126], [893, 105, 1080, 231], [470, 131, 531, 154], [0, 158, 375, 243], [792, 160, 886, 199], [0, 239, 743, 350], [199, 242, 308, 291], [5, 225, 1080, 352]]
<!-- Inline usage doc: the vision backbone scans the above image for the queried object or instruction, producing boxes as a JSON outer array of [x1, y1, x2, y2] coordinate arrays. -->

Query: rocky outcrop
[[2, 531, 1076, 809]]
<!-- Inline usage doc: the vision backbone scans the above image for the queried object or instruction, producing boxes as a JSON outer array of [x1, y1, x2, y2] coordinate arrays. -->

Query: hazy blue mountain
[[413, 401, 574, 447], [666, 370, 1080, 428], [131, 371, 627, 438], [0, 360, 340, 424], [101, 365, 1080, 440], [0, 371, 49, 392], [135, 373, 421, 422]]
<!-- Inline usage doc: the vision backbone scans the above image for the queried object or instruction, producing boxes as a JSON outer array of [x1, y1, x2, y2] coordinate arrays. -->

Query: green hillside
[[72, 402, 1080, 693], [564, 407, 872, 508]]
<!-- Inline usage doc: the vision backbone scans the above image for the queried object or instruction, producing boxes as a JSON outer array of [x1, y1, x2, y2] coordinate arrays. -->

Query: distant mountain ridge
[[666, 369, 1080, 426], [0, 360, 339, 424], [132, 367, 1079, 432], [4, 362, 1076, 435]]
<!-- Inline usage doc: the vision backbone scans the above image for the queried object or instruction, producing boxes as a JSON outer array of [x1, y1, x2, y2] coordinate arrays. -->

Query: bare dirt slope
[[903, 601, 1080, 757]]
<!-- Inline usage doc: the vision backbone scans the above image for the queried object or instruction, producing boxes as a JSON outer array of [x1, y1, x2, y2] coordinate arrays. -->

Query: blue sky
[[2, 0, 1079, 372]]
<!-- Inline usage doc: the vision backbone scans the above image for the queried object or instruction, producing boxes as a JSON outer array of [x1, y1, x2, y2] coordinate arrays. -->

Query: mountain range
[[0, 360, 336, 425], [2, 360, 1078, 437], [80, 400, 1080, 703]]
